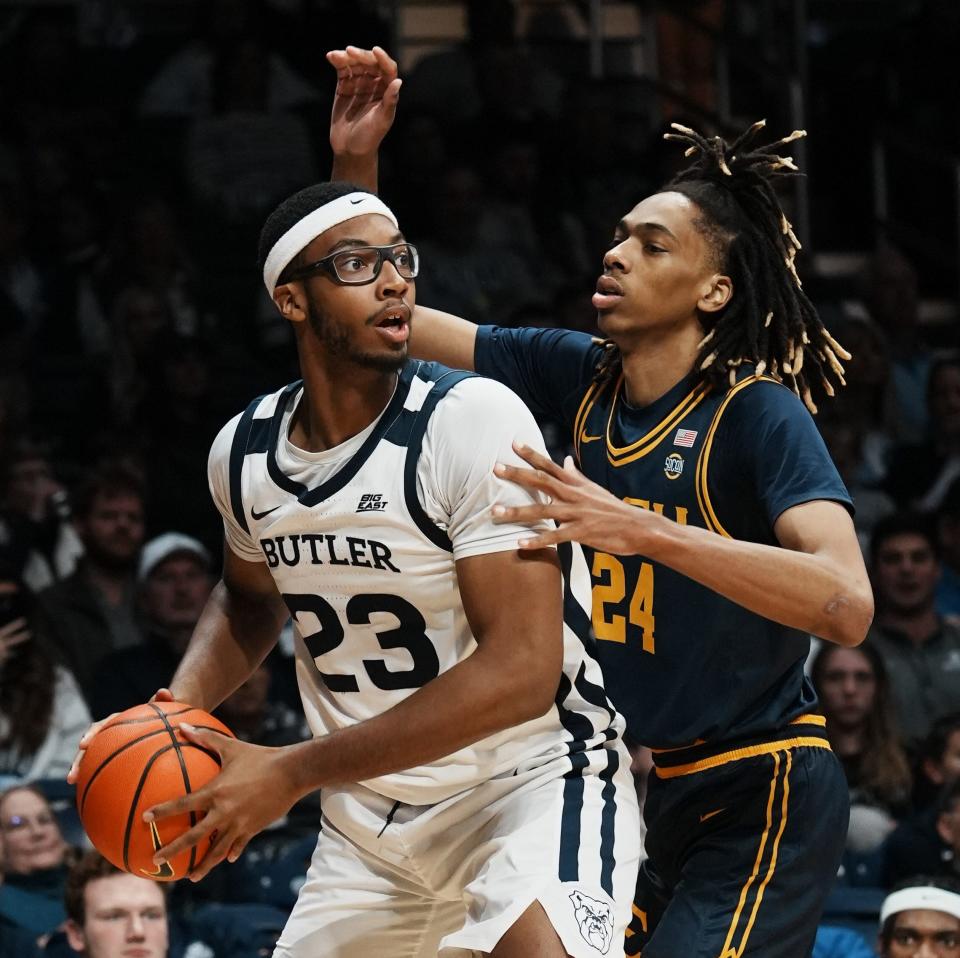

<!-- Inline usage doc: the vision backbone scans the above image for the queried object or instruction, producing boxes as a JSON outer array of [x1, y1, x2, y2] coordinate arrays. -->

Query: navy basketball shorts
[[625, 725, 849, 957]]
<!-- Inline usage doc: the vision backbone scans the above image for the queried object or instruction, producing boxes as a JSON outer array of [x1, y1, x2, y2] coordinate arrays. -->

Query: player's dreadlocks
[[594, 120, 849, 413]]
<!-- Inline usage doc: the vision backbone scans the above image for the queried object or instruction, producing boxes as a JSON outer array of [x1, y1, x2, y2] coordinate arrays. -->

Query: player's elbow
[[505, 650, 563, 724], [819, 584, 874, 647]]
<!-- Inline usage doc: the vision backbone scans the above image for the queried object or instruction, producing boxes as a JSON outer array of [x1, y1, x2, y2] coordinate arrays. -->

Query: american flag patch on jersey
[[673, 428, 698, 447]]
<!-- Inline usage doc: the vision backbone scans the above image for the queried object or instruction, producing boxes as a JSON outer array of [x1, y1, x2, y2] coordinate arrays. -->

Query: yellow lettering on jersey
[[623, 498, 688, 526], [591, 552, 656, 653], [591, 552, 626, 643]]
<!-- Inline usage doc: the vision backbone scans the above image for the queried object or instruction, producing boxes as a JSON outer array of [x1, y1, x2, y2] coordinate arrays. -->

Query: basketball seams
[[79, 702, 232, 881], [79, 727, 173, 815], [150, 704, 201, 874]]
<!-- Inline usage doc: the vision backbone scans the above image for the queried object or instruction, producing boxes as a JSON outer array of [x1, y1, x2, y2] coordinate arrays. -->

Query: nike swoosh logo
[[580, 433, 604, 444], [140, 821, 174, 879], [350, 198, 364, 204], [251, 505, 280, 521], [699, 807, 726, 823]]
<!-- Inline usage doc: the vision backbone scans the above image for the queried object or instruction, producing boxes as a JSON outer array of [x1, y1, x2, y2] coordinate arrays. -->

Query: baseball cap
[[138, 533, 211, 583]]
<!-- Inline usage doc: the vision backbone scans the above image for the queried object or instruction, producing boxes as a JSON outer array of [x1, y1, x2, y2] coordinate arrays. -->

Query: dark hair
[[0, 572, 56, 757], [869, 512, 940, 565], [65, 851, 122, 925], [938, 777, 960, 817], [922, 712, 960, 765], [257, 181, 372, 283], [71, 463, 146, 520], [811, 642, 911, 806], [593, 121, 849, 414], [881, 874, 960, 945]]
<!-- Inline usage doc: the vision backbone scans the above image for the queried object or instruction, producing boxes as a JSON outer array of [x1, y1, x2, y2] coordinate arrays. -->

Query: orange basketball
[[75, 701, 234, 881]]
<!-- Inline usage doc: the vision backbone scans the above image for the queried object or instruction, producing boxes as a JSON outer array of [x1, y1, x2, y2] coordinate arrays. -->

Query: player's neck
[[618, 322, 702, 408], [292, 360, 398, 453]]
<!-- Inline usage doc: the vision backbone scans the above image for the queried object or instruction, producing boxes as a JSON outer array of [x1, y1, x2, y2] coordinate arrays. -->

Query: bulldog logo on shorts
[[569, 890, 614, 954]]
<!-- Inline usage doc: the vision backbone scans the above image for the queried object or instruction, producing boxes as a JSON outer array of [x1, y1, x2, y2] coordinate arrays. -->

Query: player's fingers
[[1, 622, 31, 647], [512, 442, 570, 479], [493, 462, 560, 496], [177, 723, 229, 756], [371, 45, 399, 79], [188, 827, 234, 882], [144, 787, 209, 823], [152, 818, 217, 865], [226, 835, 249, 864], [382, 77, 402, 116], [326, 49, 348, 68], [149, 688, 175, 703], [517, 529, 568, 549], [345, 45, 379, 69], [0, 617, 28, 640], [491, 503, 554, 525]]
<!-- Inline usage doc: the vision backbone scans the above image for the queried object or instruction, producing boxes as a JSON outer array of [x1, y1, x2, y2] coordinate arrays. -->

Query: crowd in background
[[0, 0, 958, 955]]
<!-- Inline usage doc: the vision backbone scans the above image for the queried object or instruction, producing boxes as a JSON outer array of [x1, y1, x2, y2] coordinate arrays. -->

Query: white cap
[[880, 886, 960, 926], [138, 533, 211, 582]]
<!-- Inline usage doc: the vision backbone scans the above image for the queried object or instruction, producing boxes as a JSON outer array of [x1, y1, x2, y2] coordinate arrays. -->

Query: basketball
[[75, 701, 234, 882]]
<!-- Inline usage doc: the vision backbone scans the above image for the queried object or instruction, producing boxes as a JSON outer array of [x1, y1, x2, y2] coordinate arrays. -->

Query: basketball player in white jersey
[[71, 183, 640, 957]]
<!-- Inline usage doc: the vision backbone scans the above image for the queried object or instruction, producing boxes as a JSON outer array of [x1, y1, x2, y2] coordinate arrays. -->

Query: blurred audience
[[812, 643, 911, 853], [37, 466, 147, 705], [0, 785, 73, 939], [866, 513, 960, 747], [89, 534, 213, 720], [0, 437, 82, 592], [876, 875, 960, 957], [938, 479, 960, 619], [886, 355, 960, 512], [0, 564, 90, 787]]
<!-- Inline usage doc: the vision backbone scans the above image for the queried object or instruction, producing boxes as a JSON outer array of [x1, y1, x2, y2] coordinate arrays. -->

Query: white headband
[[262, 192, 398, 294], [881, 887, 960, 926]]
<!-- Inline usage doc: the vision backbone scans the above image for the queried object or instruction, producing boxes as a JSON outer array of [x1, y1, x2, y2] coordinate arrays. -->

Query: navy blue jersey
[[475, 326, 853, 748]]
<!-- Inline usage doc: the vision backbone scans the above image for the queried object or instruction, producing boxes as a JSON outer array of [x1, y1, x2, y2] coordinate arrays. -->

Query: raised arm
[[326, 45, 478, 370]]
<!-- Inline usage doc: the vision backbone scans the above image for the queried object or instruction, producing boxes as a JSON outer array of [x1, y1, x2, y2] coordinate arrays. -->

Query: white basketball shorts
[[273, 744, 641, 958]]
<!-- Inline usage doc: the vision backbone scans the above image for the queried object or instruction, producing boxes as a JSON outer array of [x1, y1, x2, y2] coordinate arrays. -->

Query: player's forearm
[[409, 306, 478, 371], [169, 581, 284, 710], [331, 152, 378, 192], [648, 518, 873, 646], [277, 640, 558, 796]]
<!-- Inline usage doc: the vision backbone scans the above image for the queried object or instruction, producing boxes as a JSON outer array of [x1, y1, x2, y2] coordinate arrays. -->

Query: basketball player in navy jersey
[[71, 172, 640, 957], [329, 46, 875, 958]]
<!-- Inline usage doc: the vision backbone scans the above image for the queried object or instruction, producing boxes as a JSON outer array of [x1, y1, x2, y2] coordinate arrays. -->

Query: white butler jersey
[[208, 361, 625, 805]]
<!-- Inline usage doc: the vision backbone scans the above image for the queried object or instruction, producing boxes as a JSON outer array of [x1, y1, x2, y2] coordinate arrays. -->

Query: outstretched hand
[[327, 45, 401, 158], [145, 725, 303, 882], [493, 442, 658, 555]]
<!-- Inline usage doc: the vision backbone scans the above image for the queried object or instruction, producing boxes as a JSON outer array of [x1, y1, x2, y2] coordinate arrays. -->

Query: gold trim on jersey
[[652, 735, 829, 780], [718, 750, 793, 958], [695, 375, 780, 537], [572, 378, 606, 462], [593, 376, 711, 466]]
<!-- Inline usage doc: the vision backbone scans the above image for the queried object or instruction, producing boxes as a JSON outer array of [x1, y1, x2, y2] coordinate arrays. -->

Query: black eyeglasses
[[280, 243, 420, 286]]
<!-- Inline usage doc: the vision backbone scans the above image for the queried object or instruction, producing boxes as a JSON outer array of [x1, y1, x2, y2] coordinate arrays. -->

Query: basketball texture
[[76, 701, 233, 881]]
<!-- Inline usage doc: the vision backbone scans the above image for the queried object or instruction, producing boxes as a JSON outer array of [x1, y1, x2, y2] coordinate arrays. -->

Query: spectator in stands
[[866, 513, 960, 747], [812, 643, 912, 853], [877, 875, 960, 957], [937, 479, 960, 619], [63, 850, 213, 958], [37, 466, 146, 704], [937, 781, 960, 882], [89, 534, 213, 720], [414, 163, 542, 326], [886, 355, 960, 512], [0, 785, 72, 939], [0, 564, 90, 787], [139, 0, 317, 119], [857, 244, 932, 443], [0, 437, 82, 593], [884, 715, 960, 887]]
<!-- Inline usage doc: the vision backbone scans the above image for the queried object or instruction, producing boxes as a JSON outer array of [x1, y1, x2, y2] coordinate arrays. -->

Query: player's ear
[[65, 919, 87, 953], [272, 284, 307, 324], [698, 274, 732, 315]]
